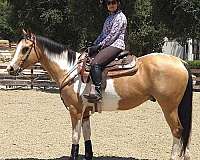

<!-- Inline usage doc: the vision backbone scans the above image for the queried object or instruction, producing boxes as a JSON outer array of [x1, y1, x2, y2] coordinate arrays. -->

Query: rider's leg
[[86, 46, 121, 102]]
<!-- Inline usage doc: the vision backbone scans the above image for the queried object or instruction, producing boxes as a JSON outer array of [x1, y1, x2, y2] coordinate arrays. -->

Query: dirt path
[[0, 90, 199, 160]]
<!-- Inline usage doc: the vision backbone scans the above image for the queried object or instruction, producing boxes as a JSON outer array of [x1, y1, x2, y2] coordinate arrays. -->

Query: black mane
[[36, 35, 76, 65]]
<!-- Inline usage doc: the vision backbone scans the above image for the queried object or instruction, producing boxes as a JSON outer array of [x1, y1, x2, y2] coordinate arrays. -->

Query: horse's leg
[[159, 104, 183, 160], [171, 137, 191, 160], [161, 106, 183, 160], [69, 105, 86, 160], [158, 99, 191, 160], [82, 114, 93, 160]]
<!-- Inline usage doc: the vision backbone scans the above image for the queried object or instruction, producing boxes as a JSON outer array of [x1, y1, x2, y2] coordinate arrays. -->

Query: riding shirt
[[94, 10, 127, 50]]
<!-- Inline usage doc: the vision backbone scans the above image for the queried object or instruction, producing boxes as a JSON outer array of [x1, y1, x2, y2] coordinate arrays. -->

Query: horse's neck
[[39, 50, 79, 86]]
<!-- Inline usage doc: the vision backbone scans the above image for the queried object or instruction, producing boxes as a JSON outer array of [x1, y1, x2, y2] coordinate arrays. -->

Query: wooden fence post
[[31, 68, 34, 89]]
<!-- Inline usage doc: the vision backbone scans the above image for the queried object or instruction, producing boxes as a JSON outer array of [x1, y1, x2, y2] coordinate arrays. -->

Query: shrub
[[187, 60, 200, 69]]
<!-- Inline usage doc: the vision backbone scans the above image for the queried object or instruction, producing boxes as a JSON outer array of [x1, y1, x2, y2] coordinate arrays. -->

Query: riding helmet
[[100, 0, 121, 5]]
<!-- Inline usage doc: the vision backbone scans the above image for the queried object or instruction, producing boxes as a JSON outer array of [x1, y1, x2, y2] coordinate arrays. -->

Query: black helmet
[[100, 0, 121, 5], [100, 0, 122, 11]]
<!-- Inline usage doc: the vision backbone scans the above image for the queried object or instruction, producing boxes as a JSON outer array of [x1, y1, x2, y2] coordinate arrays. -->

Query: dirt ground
[[0, 89, 199, 160]]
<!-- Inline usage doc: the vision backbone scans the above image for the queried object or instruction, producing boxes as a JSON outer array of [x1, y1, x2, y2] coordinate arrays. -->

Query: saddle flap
[[106, 54, 136, 71]]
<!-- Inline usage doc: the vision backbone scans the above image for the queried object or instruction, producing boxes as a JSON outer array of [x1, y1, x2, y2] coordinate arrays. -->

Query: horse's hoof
[[83, 158, 93, 160], [69, 157, 78, 160]]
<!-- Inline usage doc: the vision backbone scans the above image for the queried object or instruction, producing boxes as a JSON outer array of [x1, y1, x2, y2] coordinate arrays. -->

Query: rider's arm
[[94, 32, 103, 45], [99, 14, 127, 48]]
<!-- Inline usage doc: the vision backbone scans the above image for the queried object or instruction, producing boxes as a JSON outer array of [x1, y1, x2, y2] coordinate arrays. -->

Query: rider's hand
[[88, 44, 102, 56], [86, 41, 94, 48]]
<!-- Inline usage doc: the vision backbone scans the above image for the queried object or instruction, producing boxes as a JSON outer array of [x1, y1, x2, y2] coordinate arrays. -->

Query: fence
[[0, 40, 199, 91], [191, 69, 200, 92], [0, 63, 57, 90], [0, 64, 199, 91], [0, 41, 57, 90], [0, 42, 16, 62]]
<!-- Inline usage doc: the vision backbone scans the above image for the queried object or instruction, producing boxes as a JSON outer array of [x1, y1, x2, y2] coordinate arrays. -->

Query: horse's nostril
[[7, 66, 14, 73]]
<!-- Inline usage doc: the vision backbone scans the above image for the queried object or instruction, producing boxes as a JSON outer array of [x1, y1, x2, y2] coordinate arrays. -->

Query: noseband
[[19, 38, 39, 70]]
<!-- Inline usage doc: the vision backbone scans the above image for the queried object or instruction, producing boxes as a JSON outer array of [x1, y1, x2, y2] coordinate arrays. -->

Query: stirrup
[[83, 93, 102, 103]]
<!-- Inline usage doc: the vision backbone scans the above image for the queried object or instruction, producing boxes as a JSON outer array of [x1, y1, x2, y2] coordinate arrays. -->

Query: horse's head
[[7, 29, 39, 75]]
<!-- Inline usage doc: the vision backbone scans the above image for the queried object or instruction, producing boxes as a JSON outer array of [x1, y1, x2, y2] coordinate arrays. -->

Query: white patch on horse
[[80, 79, 120, 111], [44, 49, 79, 77], [171, 136, 183, 159], [10, 42, 23, 66], [101, 79, 121, 111], [73, 77, 87, 95]]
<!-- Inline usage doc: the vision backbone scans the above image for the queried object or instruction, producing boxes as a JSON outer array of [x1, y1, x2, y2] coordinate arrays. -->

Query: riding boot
[[84, 64, 102, 102]]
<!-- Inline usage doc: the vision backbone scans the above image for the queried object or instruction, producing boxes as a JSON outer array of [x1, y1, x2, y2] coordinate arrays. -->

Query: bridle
[[18, 35, 87, 95], [18, 36, 40, 72]]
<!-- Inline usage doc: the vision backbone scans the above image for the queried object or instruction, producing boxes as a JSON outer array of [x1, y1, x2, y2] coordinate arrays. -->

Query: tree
[[8, 0, 104, 49], [0, 0, 13, 40], [5, 0, 200, 55], [152, 0, 200, 43], [123, 0, 168, 55]]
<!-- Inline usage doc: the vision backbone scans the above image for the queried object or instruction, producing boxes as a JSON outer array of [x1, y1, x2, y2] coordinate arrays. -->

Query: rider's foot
[[84, 85, 102, 103]]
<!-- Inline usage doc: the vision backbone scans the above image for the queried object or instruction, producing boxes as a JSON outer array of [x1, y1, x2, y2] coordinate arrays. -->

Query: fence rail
[[0, 42, 16, 62], [0, 63, 57, 90], [0, 63, 200, 91]]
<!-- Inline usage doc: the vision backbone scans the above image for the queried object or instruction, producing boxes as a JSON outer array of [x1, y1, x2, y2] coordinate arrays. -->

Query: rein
[[59, 51, 86, 92], [59, 52, 86, 111]]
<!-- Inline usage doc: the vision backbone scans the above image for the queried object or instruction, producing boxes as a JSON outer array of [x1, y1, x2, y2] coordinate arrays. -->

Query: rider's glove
[[88, 44, 102, 57]]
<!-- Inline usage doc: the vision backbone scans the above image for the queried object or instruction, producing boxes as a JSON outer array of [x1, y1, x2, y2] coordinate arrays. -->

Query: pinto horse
[[7, 31, 193, 160]]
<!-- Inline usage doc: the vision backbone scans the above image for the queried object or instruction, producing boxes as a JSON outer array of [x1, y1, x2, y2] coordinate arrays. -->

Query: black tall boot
[[84, 64, 102, 102]]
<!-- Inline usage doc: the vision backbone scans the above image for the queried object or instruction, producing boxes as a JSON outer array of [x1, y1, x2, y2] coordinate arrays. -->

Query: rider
[[85, 0, 127, 102]]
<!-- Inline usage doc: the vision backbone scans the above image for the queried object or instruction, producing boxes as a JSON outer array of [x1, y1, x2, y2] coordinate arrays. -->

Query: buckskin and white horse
[[7, 30, 192, 160]]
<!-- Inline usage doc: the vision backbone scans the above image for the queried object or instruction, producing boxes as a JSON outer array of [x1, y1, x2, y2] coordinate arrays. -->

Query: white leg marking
[[72, 105, 86, 144], [184, 147, 190, 160], [171, 136, 184, 160], [72, 119, 82, 144], [82, 119, 91, 141]]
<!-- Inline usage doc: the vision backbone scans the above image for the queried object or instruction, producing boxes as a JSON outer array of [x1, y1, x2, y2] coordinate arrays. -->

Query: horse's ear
[[22, 29, 27, 35], [27, 29, 32, 37], [30, 32, 36, 43]]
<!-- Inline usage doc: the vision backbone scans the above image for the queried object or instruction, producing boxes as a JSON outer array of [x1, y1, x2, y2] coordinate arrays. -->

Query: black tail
[[178, 64, 193, 154]]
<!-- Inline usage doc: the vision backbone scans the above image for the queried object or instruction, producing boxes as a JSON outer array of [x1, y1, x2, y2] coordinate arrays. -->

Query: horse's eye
[[22, 47, 29, 54]]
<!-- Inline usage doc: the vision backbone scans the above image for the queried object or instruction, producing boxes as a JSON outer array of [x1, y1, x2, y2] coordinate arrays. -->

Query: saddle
[[79, 50, 138, 84]]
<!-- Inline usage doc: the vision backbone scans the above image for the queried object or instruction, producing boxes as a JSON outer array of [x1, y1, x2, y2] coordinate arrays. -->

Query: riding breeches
[[91, 46, 122, 69]]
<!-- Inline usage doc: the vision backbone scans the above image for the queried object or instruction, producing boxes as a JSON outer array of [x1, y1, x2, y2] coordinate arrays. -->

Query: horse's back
[[138, 53, 187, 75], [138, 53, 185, 67]]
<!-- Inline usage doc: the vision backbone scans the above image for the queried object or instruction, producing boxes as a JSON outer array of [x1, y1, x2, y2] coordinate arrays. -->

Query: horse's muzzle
[[7, 65, 20, 76]]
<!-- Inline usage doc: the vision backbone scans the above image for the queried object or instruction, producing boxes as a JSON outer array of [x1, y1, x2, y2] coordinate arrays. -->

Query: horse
[[7, 30, 193, 160]]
